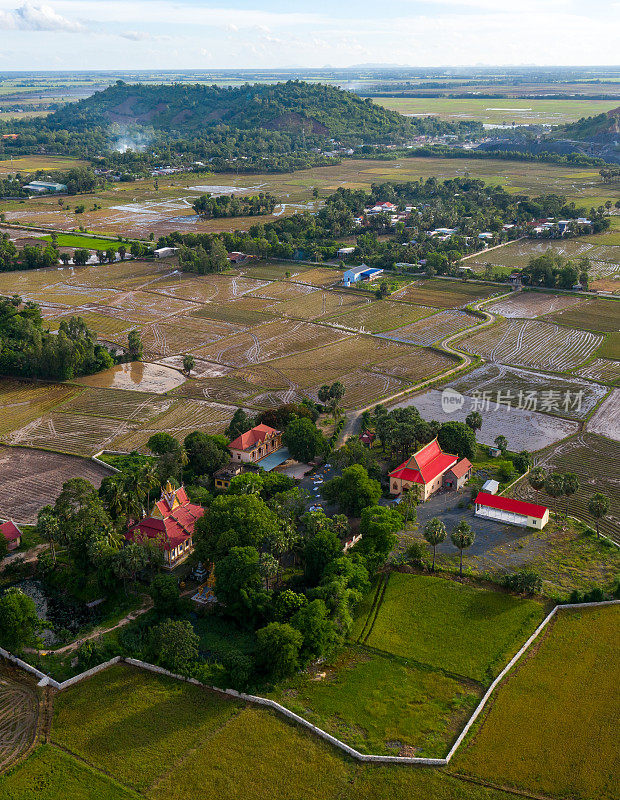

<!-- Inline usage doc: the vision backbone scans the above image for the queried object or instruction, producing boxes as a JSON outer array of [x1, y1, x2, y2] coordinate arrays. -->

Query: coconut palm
[[423, 517, 447, 571], [562, 473, 579, 518], [588, 493, 610, 538], [544, 472, 565, 518], [528, 466, 546, 502]]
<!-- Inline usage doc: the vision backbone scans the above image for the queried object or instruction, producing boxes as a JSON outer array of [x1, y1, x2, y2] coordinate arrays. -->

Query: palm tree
[[450, 521, 476, 578], [36, 507, 60, 565], [423, 518, 447, 571], [544, 472, 565, 518], [562, 473, 579, 518], [588, 493, 610, 538], [528, 466, 546, 502]]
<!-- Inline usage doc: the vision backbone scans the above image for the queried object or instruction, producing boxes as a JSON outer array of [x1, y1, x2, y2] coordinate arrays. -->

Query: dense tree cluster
[[192, 192, 277, 218]]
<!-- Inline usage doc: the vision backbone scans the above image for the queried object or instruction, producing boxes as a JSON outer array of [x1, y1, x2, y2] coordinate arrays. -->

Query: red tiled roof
[[389, 439, 458, 486], [1, 520, 21, 541], [475, 492, 548, 519], [127, 489, 204, 550], [228, 424, 279, 452], [450, 458, 472, 478]]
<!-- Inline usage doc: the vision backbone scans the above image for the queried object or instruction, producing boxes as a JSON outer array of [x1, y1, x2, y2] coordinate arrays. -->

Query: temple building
[[126, 483, 204, 568], [228, 424, 282, 463], [389, 439, 469, 501]]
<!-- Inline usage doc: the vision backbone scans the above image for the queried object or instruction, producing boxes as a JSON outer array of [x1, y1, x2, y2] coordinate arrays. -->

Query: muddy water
[[75, 361, 185, 393]]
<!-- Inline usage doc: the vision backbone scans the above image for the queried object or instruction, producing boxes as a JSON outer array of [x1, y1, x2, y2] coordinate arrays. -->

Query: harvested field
[[148, 273, 268, 303], [327, 300, 436, 333], [113, 400, 236, 451], [241, 262, 311, 281], [270, 336, 425, 388], [155, 356, 232, 378], [392, 279, 501, 308], [247, 280, 316, 301], [545, 297, 620, 332], [486, 291, 583, 319], [460, 318, 603, 372], [0, 445, 113, 523], [190, 300, 275, 326], [292, 267, 344, 287], [66, 260, 171, 290], [450, 363, 608, 420], [139, 317, 243, 359], [465, 238, 595, 270], [514, 433, 620, 541], [0, 268, 65, 296], [271, 289, 368, 320], [0, 379, 83, 435], [104, 290, 190, 318], [46, 311, 135, 341], [57, 388, 174, 422], [587, 389, 620, 442], [453, 605, 619, 800], [392, 389, 578, 451], [3, 412, 137, 456], [0, 666, 39, 771], [74, 362, 186, 393], [368, 347, 456, 382], [196, 320, 351, 368], [24, 283, 117, 307], [575, 358, 620, 385], [588, 244, 620, 263], [311, 370, 409, 409], [382, 309, 478, 345]]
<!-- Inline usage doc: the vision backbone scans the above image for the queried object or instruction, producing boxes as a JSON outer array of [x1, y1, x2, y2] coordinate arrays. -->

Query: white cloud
[[0, 2, 83, 31]]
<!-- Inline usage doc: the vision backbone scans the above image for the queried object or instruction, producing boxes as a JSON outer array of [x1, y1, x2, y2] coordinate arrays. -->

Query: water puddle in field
[[74, 361, 185, 393]]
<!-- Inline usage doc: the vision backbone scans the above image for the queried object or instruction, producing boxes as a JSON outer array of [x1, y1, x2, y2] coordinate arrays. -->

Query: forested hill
[[556, 107, 620, 142], [48, 80, 478, 143]]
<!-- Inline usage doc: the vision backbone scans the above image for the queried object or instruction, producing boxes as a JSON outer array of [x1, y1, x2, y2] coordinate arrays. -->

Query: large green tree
[[255, 622, 302, 681], [283, 417, 327, 463], [214, 546, 270, 623], [0, 588, 39, 651], [322, 465, 381, 516], [438, 422, 476, 461]]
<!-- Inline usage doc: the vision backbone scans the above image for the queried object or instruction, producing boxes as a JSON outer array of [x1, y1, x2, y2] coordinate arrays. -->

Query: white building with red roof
[[389, 439, 462, 501], [228, 424, 282, 464], [126, 482, 204, 568], [1, 520, 21, 551], [474, 492, 549, 530]]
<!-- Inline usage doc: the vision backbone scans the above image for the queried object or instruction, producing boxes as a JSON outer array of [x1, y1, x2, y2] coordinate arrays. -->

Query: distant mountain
[[48, 79, 477, 144]]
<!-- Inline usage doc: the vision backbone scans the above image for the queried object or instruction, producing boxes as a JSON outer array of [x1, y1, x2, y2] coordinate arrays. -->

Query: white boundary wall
[[2, 600, 618, 766]]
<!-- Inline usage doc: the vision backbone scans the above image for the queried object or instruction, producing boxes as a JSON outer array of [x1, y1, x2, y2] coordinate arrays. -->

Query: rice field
[[545, 297, 620, 332], [382, 309, 478, 345], [460, 318, 603, 372], [514, 433, 620, 541], [450, 363, 608, 420], [113, 400, 237, 452], [291, 267, 344, 287], [486, 291, 583, 319], [247, 280, 317, 301], [271, 289, 368, 320], [587, 389, 620, 442], [310, 370, 410, 409], [367, 347, 457, 382], [575, 358, 620, 385], [453, 605, 619, 800], [196, 320, 351, 367], [465, 239, 596, 270], [327, 300, 436, 333], [0, 379, 83, 435], [392, 279, 501, 308], [2, 412, 137, 456], [138, 317, 243, 359], [148, 273, 269, 303], [57, 388, 174, 422]]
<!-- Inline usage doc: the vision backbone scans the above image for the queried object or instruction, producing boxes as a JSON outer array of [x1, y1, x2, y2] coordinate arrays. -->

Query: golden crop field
[[327, 300, 436, 332]]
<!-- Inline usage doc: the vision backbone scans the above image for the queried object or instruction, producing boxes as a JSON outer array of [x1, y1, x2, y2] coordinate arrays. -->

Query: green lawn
[[52, 664, 240, 790], [597, 331, 620, 361], [453, 605, 620, 800], [364, 574, 545, 682], [0, 745, 139, 800], [270, 645, 479, 756], [41, 233, 127, 249]]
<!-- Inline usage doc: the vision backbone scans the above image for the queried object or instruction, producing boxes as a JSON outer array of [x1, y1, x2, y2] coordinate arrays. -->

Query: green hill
[[49, 80, 476, 144], [556, 107, 620, 142]]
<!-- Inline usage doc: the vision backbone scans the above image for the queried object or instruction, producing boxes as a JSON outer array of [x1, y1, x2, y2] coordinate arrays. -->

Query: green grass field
[[597, 331, 620, 361], [52, 665, 240, 790], [41, 233, 130, 249], [0, 745, 138, 800], [547, 297, 620, 332], [453, 605, 619, 800], [363, 574, 545, 683], [270, 645, 479, 757], [374, 96, 619, 125]]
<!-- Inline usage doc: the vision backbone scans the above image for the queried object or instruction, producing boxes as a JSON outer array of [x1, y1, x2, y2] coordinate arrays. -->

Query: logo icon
[[441, 388, 464, 414]]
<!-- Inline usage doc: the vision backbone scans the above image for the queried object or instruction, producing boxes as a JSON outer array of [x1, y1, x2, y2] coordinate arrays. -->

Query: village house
[[474, 493, 549, 530], [228, 423, 283, 463], [342, 264, 384, 287], [389, 439, 468, 501], [213, 462, 246, 490], [1, 520, 21, 551], [126, 483, 204, 568]]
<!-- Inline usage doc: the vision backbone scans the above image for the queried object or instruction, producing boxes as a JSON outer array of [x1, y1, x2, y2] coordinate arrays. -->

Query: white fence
[[2, 599, 618, 766]]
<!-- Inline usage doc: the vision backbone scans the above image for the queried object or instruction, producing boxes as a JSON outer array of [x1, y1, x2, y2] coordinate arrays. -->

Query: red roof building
[[1, 520, 21, 551], [228, 424, 282, 464], [389, 439, 459, 500], [474, 492, 549, 530], [359, 431, 376, 446], [442, 458, 472, 491], [126, 483, 204, 568]]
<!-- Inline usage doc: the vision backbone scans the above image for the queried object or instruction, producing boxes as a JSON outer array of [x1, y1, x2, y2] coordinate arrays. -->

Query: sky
[[0, 0, 618, 71]]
